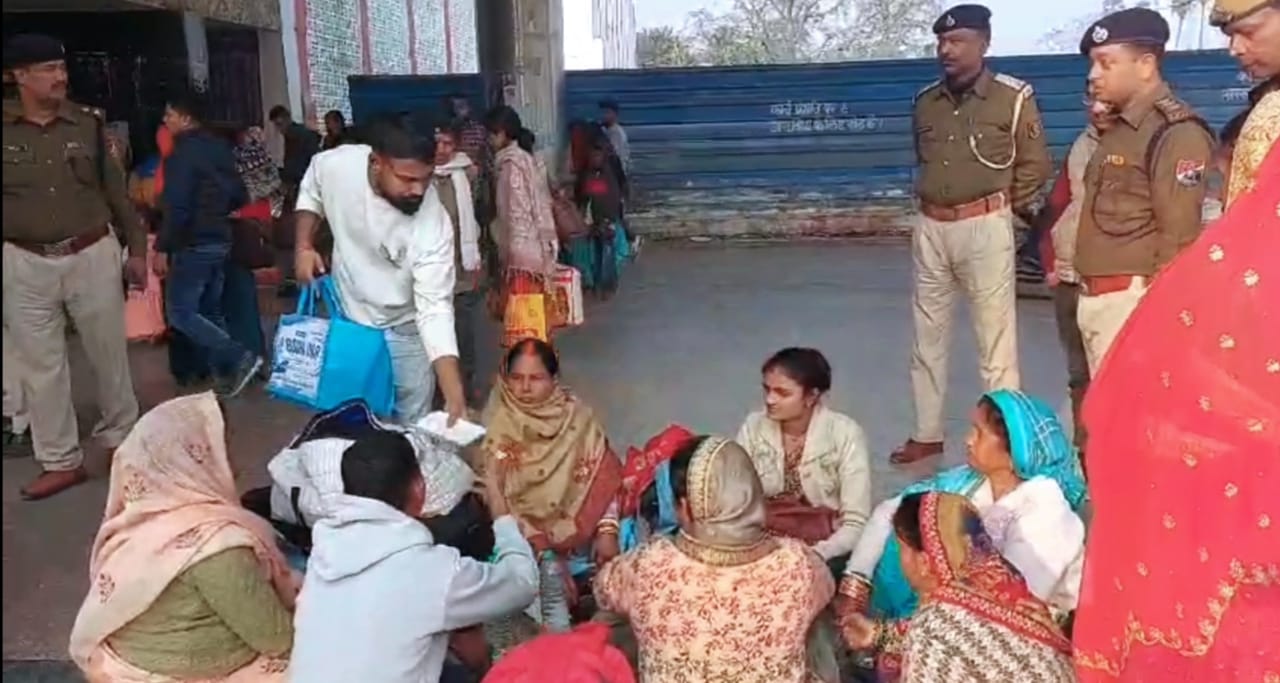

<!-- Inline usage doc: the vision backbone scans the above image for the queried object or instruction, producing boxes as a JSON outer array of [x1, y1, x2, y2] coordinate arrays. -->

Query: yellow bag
[[502, 293, 549, 347]]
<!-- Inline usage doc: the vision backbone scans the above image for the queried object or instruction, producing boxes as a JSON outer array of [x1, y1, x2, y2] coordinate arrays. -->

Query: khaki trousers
[[910, 209, 1020, 443], [1076, 277, 1148, 377], [3, 320, 29, 433], [1, 237, 139, 471]]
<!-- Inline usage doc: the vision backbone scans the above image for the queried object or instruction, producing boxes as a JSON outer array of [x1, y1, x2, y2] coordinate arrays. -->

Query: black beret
[[933, 4, 993, 35], [3, 34, 66, 70], [1079, 8, 1170, 55]]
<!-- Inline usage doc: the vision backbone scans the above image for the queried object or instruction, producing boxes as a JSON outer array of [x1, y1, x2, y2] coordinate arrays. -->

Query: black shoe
[[216, 355, 264, 399]]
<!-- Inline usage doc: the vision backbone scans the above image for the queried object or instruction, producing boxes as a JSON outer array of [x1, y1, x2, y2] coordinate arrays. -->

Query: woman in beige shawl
[[68, 393, 296, 682], [481, 338, 623, 632], [594, 435, 836, 683]]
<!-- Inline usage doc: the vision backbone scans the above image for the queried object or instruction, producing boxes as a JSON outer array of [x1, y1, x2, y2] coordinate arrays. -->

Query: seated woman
[[736, 347, 871, 566], [841, 492, 1075, 682], [836, 389, 1086, 672], [595, 434, 835, 683], [480, 338, 623, 633], [69, 392, 296, 682]]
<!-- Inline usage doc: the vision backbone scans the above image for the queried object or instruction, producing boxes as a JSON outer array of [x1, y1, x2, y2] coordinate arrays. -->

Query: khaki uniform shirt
[[1074, 84, 1214, 278], [913, 69, 1052, 212], [2, 99, 144, 256]]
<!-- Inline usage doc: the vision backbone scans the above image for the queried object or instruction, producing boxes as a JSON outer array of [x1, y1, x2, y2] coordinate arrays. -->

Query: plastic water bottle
[[539, 551, 572, 632]]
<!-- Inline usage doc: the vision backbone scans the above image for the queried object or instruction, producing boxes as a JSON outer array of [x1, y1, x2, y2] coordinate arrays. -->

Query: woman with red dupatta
[[840, 491, 1074, 682], [1072, 138, 1280, 680]]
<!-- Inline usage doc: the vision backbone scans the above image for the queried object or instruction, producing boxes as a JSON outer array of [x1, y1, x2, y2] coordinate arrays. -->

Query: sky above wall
[[635, 0, 1225, 55]]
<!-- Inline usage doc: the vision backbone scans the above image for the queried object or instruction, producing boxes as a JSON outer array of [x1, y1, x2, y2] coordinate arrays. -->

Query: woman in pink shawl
[[484, 105, 560, 348], [69, 393, 297, 682]]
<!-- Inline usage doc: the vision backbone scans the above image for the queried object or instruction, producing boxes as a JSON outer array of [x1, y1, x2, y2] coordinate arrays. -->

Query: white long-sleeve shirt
[[291, 495, 538, 683], [605, 123, 630, 173], [295, 144, 458, 361], [845, 477, 1085, 614], [1052, 127, 1099, 285]]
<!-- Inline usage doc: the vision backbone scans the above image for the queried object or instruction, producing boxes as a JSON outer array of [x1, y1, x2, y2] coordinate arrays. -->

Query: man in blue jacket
[[154, 91, 259, 398]]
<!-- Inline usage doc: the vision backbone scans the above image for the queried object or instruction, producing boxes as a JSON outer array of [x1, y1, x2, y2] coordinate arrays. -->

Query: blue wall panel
[[563, 51, 1245, 223], [347, 52, 1247, 234]]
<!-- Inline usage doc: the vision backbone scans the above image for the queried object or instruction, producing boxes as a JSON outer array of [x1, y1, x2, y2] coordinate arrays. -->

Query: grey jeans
[[1053, 283, 1089, 391], [433, 288, 484, 409], [384, 321, 436, 425]]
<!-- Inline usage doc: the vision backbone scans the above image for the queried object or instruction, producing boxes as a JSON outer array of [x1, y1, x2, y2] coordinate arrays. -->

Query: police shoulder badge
[[1092, 25, 1109, 43], [1175, 159, 1206, 187], [1026, 120, 1043, 140]]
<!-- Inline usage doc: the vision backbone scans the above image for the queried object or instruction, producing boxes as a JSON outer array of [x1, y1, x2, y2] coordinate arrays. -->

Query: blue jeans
[[165, 243, 251, 375], [384, 321, 435, 424], [222, 263, 266, 359], [168, 262, 265, 383]]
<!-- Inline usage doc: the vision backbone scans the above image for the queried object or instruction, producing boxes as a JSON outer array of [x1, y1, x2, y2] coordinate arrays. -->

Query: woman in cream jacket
[[736, 347, 872, 566]]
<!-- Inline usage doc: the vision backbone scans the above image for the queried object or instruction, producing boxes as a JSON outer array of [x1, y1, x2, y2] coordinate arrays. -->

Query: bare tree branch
[[635, 0, 944, 67]]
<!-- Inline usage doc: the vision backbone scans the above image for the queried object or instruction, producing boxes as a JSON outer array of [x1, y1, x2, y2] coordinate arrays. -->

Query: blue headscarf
[[869, 389, 1087, 618]]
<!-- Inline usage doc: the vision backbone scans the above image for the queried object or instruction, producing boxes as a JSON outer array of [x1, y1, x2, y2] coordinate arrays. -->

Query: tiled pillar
[[477, 0, 564, 173]]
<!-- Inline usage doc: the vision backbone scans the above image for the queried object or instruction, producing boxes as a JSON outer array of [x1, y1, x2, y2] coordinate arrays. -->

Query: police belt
[[5, 224, 109, 258], [920, 192, 1008, 222], [1080, 274, 1149, 297]]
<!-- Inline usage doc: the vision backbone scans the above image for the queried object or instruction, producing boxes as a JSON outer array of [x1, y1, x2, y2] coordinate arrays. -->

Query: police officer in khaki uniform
[[1211, 0, 1280, 204], [2, 34, 147, 500], [892, 4, 1052, 464], [1074, 9, 1214, 376]]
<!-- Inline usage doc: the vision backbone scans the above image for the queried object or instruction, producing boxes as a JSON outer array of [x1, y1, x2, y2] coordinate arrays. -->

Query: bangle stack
[[596, 519, 620, 536]]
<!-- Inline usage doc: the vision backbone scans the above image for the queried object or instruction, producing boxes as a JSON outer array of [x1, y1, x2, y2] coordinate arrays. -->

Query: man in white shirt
[[293, 116, 466, 424], [290, 431, 539, 683], [599, 99, 629, 173]]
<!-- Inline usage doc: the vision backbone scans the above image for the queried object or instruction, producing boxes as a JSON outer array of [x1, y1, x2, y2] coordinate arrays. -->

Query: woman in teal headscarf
[[833, 389, 1087, 678]]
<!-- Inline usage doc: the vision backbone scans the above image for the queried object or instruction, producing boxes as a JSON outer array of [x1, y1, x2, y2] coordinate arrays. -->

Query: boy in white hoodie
[[290, 431, 538, 682]]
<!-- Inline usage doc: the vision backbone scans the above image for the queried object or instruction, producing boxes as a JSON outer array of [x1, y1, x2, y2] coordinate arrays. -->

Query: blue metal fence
[[349, 51, 1247, 235], [564, 51, 1244, 230]]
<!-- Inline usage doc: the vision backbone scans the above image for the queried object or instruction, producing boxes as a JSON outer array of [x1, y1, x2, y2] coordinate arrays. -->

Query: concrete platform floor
[[2, 240, 1071, 677]]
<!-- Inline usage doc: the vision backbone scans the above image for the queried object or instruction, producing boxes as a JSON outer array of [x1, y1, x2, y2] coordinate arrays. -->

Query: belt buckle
[[45, 237, 76, 257]]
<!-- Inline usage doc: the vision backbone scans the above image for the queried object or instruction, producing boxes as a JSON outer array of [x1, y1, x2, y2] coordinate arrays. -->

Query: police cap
[[1080, 8, 1170, 55], [933, 4, 993, 35], [3, 34, 66, 70], [1209, 0, 1275, 27]]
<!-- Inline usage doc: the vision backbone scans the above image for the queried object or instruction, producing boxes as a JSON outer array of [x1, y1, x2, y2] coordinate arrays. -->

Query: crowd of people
[[2, 0, 1278, 680]]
